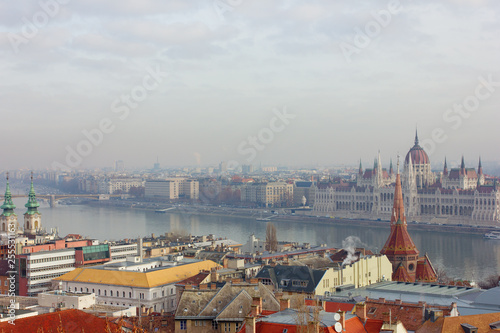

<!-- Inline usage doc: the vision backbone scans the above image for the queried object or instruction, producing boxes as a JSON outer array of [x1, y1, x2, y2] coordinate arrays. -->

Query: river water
[[17, 198, 500, 282]]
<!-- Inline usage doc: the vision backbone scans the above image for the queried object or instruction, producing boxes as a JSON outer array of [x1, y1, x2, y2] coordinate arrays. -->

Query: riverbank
[[84, 199, 496, 235]]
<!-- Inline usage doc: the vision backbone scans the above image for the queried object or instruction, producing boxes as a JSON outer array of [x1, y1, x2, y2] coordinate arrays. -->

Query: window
[[224, 322, 231, 332], [180, 320, 187, 330], [212, 321, 218, 329], [129, 292, 132, 298], [123, 291, 125, 297]]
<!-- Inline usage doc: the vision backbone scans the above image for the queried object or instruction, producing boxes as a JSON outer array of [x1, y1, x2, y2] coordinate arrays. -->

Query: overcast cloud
[[1, 0, 499, 171]]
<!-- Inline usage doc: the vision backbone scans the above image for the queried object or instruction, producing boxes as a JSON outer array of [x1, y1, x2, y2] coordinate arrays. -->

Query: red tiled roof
[[392, 263, 413, 282], [416, 311, 500, 333], [344, 316, 368, 333], [0, 309, 120, 333], [364, 319, 384, 333], [305, 299, 355, 313], [381, 174, 419, 257], [416, 254, 437, 283]]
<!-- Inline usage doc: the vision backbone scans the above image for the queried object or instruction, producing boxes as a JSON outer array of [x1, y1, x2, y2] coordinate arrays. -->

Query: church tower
[[24, 172, 41, 235], [380, 159, 420, 282], [1, 173, 19, 233]]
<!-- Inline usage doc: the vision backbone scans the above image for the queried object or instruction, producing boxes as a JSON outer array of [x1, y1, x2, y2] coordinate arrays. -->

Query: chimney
[[184, 284, 192, 290], [355, 302, 366, 321], [210, 283, 216, 290], [252, 297, 262, 312], [430, 310, 443, 322], [211, 269, 218, 283], [250, 278, 259, 284], [338, 311, 345, 329], [275, 292, 283, 302], [321, 300, 327, 311], [280, 298, 290, 311], [200, 284, 208, 290], [245, 316, 256, 333], [250, 304, 260, 317], [138, 237, 143, 262], [223, 258, 229, 268]]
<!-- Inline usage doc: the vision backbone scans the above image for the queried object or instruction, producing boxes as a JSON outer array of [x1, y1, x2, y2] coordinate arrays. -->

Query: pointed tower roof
[[380, 159, 419, 256], [478, 156, 483, 176], [443, 157, 448, 176], [460, 155, 466, 174], [359, 159, 363, 175], [416, 253, 437, 283], [393, 263, 412, 282], [25, 172, 40, 215], [414, 128, 419, 146], [389, 158, 394, 175], [1, 172, 16, 216]]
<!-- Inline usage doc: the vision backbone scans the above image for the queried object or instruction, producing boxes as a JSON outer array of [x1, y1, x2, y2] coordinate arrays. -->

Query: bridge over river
[[0, 194, 122, 207]]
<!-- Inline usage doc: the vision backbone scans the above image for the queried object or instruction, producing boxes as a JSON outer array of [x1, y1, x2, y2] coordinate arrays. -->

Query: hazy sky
[[1, 0, 499, 171]]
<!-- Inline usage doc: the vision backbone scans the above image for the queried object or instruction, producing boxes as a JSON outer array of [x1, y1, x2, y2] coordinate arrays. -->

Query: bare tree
[[478, 275, 500, 289], [265, 222, 278, 252], [292, 294, 322, 333]]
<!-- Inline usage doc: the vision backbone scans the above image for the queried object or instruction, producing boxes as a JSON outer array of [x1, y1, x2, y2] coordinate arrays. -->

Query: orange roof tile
[[0, 309, 120, 333]]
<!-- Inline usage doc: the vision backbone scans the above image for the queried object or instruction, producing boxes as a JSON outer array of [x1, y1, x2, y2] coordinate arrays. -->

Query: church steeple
[[1, 172, 19, 233], [443, 157, 448, 176], [380, 156, 420, 281], [389, 158, 394, 175], [24, 172, 42, 235], [414, 128, 419, 146], [1, 172, 16, 216], [359, 159, 363, 175], [478, 156, 483, 176], [25, 172, 40, 214]]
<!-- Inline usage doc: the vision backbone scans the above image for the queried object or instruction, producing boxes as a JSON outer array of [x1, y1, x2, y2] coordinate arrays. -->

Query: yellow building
[[53, 260, 220, 312], [315, 255, 392, 296]]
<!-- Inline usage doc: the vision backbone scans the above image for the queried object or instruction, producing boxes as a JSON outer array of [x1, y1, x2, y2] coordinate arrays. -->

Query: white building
[[53, 259, 220, 313], [145, 178, 199, 200], [18, 248, 76, 296], [109, 243, 138, 262], [313, 132, 500, 226]]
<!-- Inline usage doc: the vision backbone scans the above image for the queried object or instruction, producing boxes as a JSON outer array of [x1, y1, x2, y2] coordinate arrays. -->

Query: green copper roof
[[25, 175, 40, 215], [1, 179, 16, 213]]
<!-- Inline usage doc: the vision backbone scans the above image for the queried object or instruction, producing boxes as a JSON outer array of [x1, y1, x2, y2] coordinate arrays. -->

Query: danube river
[[19, 198, 500, 282]]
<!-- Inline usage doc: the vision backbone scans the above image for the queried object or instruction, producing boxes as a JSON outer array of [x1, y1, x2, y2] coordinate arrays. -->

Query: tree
[[265, 222, 278, 252], [129, 186, 145, 197], [478, 275, 500, 289]]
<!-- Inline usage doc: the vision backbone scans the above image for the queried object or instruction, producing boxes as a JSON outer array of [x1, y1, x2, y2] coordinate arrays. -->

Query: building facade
[[313, 131, 500, 226], [240, 182, 293, 207]]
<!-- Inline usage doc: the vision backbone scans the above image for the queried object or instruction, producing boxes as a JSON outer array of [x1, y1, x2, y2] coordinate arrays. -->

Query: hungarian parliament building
[[313, 132, 500, 226]]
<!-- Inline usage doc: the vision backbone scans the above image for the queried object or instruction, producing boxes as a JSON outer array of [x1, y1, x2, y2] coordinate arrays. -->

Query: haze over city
[[1, 0, 499, 170]]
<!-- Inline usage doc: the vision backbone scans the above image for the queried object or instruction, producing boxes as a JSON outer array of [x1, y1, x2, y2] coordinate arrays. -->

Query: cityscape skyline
[[2, 1, 500, 170]]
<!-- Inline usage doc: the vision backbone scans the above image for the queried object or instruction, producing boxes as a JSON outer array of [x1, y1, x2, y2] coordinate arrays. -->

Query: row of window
[[70, 286, 174, 298], [29, 255, 75, 264], [30, 263, 74, 273]]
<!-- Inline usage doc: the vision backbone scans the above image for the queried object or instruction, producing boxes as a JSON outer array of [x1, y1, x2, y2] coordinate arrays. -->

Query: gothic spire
[[443, 157, 448, 176], [414, 128, 419, 146], [478, 156, 483, 175], [389, 158, 394, 175], [359, 159, 363, 175], [25, 172, 40, 214]]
